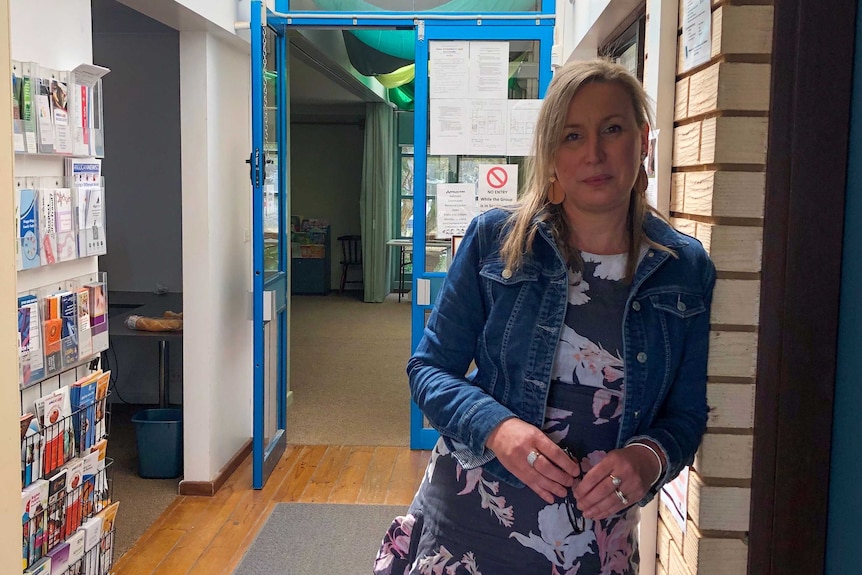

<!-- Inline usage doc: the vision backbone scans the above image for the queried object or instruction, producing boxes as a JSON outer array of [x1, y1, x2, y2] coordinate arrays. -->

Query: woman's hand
[[485, 418, 581, 504], [573, 442, 665, 520]]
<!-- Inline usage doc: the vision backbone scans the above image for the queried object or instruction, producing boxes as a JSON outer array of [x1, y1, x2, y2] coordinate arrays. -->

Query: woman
[[375, 59, 715, 574]]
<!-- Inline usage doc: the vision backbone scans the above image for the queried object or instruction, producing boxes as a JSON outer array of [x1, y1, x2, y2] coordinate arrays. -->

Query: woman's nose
[[583, 134, 604, 164]]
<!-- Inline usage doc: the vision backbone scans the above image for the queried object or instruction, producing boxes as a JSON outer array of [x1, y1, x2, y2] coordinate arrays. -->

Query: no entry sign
[[478, 164, 518, 210], [486, 166, 508, 189]]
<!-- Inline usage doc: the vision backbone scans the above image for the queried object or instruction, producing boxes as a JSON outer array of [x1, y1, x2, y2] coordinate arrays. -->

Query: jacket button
[[632, 301, 641, 311], [677, 300, 687, 312], [502, 269, 512, 279], [634, 410, 640, 419], [647, 251, 655, 258], [637, 352, 647, 363]]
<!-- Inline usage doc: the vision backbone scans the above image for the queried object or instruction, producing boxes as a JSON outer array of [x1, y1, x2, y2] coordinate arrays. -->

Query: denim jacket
[[407, 208, 716, 505]]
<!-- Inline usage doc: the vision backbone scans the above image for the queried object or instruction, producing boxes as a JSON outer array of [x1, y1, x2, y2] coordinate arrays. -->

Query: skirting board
[[179, 438, 252, 497]]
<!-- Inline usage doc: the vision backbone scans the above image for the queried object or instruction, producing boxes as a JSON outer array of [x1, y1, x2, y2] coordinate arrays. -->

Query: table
[[109, 292, 183, 408], [386, 239, 451, 302]]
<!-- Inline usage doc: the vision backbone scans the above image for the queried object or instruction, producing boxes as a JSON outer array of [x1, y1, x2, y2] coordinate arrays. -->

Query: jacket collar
[[643, 212, 690, 249], [534, 211, 690, 251]]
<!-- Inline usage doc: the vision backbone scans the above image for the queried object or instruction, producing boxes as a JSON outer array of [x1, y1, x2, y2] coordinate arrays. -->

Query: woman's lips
[[582, 175, 612, 185]]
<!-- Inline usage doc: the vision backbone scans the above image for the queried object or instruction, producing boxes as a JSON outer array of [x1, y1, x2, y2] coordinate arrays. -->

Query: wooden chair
[[337, 235, 363, 293]]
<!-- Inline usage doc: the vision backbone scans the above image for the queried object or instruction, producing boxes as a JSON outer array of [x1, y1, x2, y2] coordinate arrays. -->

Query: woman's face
[[553, 81, 648, 219]]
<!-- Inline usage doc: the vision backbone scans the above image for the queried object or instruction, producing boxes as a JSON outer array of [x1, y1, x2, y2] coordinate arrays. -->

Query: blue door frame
[[253, 0, 555, 455], [250, 3, 288, 489]]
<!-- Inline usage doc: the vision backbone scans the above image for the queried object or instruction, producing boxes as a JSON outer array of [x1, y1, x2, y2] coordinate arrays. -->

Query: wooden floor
[[112, 445, 430, 575]]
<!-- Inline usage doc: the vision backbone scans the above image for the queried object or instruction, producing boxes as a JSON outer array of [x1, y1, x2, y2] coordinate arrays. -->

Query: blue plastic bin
[[131, 408, 183, 479]]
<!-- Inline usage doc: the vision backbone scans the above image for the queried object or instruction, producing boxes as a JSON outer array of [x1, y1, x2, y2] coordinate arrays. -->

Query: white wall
[[291, 121, 365, 289], [180, 30, 253, 481], [557, 0, 642, 63], [172, 0, 238, 33], [118, 0, 247, 37]]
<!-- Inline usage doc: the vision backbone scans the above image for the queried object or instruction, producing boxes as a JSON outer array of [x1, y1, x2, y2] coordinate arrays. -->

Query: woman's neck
[[564, 207, 630, 255]]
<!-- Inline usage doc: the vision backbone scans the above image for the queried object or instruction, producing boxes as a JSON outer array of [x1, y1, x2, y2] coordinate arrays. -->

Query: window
[[397, 147, 455, 239], [600, 7, 646, 83]]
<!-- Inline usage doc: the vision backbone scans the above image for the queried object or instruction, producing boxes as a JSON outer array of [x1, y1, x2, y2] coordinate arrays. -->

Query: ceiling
[[288, 44, 367, 106]]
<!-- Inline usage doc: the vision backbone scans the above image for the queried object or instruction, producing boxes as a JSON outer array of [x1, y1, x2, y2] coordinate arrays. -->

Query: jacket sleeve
[[628, 250, 717, 505], [407, 214, 517, 463]]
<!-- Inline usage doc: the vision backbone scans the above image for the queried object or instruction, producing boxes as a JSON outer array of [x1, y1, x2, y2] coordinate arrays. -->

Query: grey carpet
[[232, 503, 402, 575], [288, 292, 412, 446]]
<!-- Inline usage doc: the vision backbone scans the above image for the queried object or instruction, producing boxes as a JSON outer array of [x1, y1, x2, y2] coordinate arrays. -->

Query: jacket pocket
[[479, 259, 540, 285], [648, 292, 707, 319]]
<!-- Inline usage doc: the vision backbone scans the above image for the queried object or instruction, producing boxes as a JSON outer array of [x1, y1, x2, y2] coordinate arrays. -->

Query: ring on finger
[[614, 488, 628, 505], [609, 474, 622, 487], [526, 450, 539, 467]]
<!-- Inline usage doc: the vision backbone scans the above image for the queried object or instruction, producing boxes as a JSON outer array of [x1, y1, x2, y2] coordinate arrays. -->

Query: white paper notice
[[469, 42, 510, 100], [477, 164, 518, 210], [645, 129, 659, 208], [660, 466, 689, 534], [436, 183, 478, 238], [507, 99, 542, 157], [430, 99, 471, 155], [430, 41, 470, 99], [682, 0, 712, 71], [470, 99, 508, 155]]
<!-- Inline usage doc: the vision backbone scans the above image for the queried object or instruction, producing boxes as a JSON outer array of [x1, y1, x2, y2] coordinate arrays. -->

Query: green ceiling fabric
[[377, 65, 415, 89], [342, 30, 412, 76], [311, 0, 538, 60]]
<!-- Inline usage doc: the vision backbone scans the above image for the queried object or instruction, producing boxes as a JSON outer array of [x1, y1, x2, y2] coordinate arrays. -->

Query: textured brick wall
[[657, 2, 774, 574]]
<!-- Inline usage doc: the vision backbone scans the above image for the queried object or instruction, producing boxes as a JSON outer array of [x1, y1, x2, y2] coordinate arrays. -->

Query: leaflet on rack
[[35, 66, 55, 154], [39, 189, 57, 266], [70, 65, 109, 157], [67, 158, 105, 257], [53, 189, 77, 262], [19, 62, 38, 153], [17, 186, 41, 270], [18, 294, 45, 386], [12, 60, 26, 153]]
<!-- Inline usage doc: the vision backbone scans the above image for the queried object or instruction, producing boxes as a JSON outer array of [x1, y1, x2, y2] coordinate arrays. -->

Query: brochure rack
[[18, 272, 110, 390], [11, 60, 107, 158], [14, 55, 116, 575]]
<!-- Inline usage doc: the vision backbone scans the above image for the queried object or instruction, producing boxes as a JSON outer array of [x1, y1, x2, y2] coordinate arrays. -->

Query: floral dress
[[375, 252, 640, 575]]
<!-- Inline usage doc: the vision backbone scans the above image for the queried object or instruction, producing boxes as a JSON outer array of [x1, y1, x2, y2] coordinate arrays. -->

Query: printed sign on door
[[477, 164, 518, 210]]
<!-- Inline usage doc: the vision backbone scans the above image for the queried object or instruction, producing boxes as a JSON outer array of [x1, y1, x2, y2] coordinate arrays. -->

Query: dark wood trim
[[178, 439, 252, 497], [599, 5, 646, 82], [749, 0, 856, 572]]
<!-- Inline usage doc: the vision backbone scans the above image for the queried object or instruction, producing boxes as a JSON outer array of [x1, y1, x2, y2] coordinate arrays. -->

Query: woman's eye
[[603, 125, 622, 135], [564, 132, 581, 142]]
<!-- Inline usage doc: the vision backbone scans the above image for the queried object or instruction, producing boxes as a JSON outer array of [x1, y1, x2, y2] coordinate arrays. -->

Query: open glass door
[[251, 1, 289, 489]]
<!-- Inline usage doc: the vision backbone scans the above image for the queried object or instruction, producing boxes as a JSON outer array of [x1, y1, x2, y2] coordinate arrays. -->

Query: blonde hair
[[500, 59, 673, 281]]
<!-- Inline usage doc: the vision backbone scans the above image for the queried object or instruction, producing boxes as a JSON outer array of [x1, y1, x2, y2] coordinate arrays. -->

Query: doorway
[[91, 0, 184, 557], [283, 25, 414, 447]]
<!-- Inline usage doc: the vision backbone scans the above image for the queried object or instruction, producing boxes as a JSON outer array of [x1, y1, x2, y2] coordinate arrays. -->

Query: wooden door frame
[[750, 0, 857, 572]]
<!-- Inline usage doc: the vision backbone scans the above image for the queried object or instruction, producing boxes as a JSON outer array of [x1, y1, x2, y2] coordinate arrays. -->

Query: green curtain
[[360, 103, 395, 302]]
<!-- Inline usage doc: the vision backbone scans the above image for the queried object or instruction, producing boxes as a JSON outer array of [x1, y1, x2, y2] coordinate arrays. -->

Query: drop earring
[[635, 150, 649, 195], [635, 165, 648, 196], [546, 176, 565, 205]]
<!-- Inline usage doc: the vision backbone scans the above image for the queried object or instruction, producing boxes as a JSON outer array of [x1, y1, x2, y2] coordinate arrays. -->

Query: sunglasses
[[562, 447, 586, 534]]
